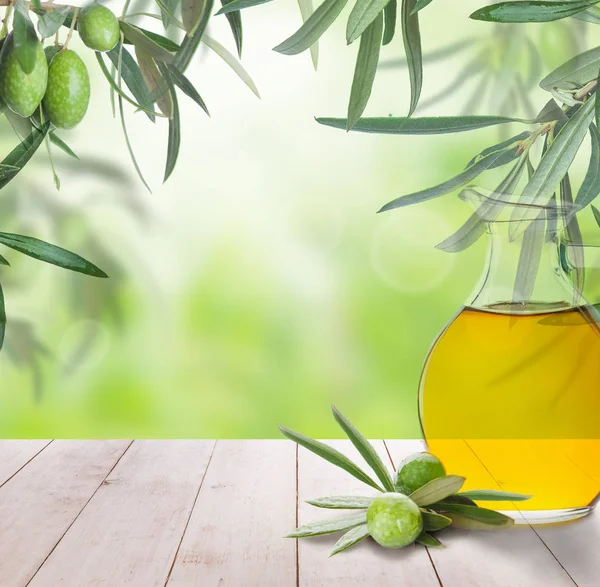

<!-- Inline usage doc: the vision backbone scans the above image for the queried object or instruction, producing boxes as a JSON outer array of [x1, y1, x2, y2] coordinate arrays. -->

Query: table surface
[[0, 439, 596, 587]]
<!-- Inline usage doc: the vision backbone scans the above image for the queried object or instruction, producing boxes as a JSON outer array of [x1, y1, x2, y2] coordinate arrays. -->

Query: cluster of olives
[[0, 3, 120, 129]]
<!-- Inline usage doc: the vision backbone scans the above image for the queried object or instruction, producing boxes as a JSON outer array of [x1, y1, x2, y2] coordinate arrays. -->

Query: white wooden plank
[[298, 440, 440, 587], [167, 440, 296, 587], [0, 440, 131, 587], [0, 440, 51, 486], [534, 509, 600, 587], [29, 440, 215, 587], [385, 440, 577, 587]]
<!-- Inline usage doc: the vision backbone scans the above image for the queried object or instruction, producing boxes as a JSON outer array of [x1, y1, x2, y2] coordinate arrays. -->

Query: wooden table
[[0, 440, 595, 587]]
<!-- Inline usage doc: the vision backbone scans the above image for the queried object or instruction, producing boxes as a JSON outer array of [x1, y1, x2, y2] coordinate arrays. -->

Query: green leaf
[[173, 0, 214, 71], [166, 63, 210, 115], [421, 509, 452, 531], [37, 6, 70, 38], [465, 131, 531, 169], [575, 123, 600, 211], [132, 28, 181, 53], [409, 475, 466, 507], [330, 524, 370, 556], [216, 0, 274, 14], [597, 66, 600, 129], [307, 496, 375, 509], [562, 173, 585, 294], [0, 122, 50, 190], [120, 21, 175, 63], [331, 405, 395, 492], [412, 0, 433, 12], [0, 254, 10, 266], [273, 0, 349, 55], [540, 46, 600, 90], [136, 49, 174, 118], [347, 0, 392, 44], [510, 95, 596, 238], [0, 281, 5, 350], [446, 513, 513, 530], [203, 34, 260, 98], [159, 0, 180, 28], [0, 233, 107, 278], [457, 490, 533, 502], [105, 46, 156, 122], [317, 115, 540, 134], [513, 208, 545, 304], [4, 108, 32, 139], [157, 63, 181, 182], [13, 2, 38, 74], [182, 0, 210, 33], [470, 1, 600, 23], [279, 425, 384, 491], [592, 204, 600, 227], [433, 503, 514, 527], [379, 147, 518, 213], [382, 0, 396, 45], [298, 0, 319, 69], [221, 0, 243, 57], [401, 0, 422, 116], [49, 132, 79, 159], [535, 98, 568, 123], [286, 512, 367, 538], [347, 13, 383, 131], [440, 494, 478, 506], [416, 531, 444, 548]]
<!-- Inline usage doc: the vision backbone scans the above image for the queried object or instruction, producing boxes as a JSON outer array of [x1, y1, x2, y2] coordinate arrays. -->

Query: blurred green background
[[0, 0, 598, 438]]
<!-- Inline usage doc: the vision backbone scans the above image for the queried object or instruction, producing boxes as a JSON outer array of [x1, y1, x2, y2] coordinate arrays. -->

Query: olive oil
[[420, 305, 600, 514]]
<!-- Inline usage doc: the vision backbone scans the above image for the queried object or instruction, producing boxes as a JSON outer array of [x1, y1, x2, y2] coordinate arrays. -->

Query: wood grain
[[298, 439, 440, 587], [0, 440, 51, 486], [29, 440, 215, 587], [167, 440, 297, 587], [0, 440, 131, 587]]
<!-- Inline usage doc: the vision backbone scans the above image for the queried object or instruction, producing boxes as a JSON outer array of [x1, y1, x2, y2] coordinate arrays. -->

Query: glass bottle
[[419, 191, 600, 524]]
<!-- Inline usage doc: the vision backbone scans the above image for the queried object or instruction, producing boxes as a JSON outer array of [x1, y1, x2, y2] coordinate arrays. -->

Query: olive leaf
[[13, 2, 38, 75], [120, 21, 175, 63], [37, 6, 71, 39], [513, 208, 545, 305], [432, 503, 514, 527], [447, 513, 513, 530], [159, 0, 180, 28], [220, 0, 243, 56], [174, 0, 214, 71], [509, 95, 596, 238], [132, 27, 181, 53], [157, 62, 181, 182], [416, 531, 444, 547], [347, 0, 392, 44], [166, 64, 210, 115], [401, 0, 422, 116], [0, 281, 5, 350], [540, 46, 600, 90], [457, 490, 532, 502], [182, 0, 211, 34], [331, 405, 395, 492], [465, 131, 531, 169], [330, 524, 370, 556], [421, 509, 452, 531], [285, 512, 368, 538], [0, 233, 107, 278], [298, 0, 319, 69], [49, 132, 79, 159], [412, 0, 433, 12], [409, 475, 466, 507], [279, 425, 384, 491], [382, 0, 396, 45], [0, 255, 10, 266], [307, 496, 375, 509], [592, 204, 600, 227], [561, 173, 585, 295], [574, 123, 600, 212], [203, 35, 260, 98], [470, 0, 600, 23], [216, 0, 273, 14], [136, 49, 174, 118], [347, 13, 383, 131], [273, 0, 349, 55]]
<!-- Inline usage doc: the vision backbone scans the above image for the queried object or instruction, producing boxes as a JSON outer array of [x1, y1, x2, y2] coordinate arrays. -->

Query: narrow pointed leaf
[[447, 513, 514, 530], [513, 208, 545, 304], [412, 0, 433, 12], [0, 255, 10, 266], [298, 0, 319, 68], [37, 6, 71, 38], [416, 531, 444, 547], [0, 233, 107, 278], [13, 1, 38, 74], [49, 132, 79, 159], [382, 0, 396, 45], [575, 123, 600, 211], [379, 147, 518, 212], [131, 28, 181, 52], [286, 513, 367, 538], [203, 34, 260, 97], [410, 475, 466, 507], [157, 62, 181, 182], [120, 21, 175, 62], [540, 46, 600, 90], [174, 0, 214, 71], [347, 13, 383, 131], [279, 425, 384, 491], [421, 510, 452, 531], [273, 0, 349, 55], [220, 0, 243, 56], [592, 204, 600, 227], [307, 496, 375, 509], [401, 0, 422, 116], [470, 1, 600, 23], [347, 0, 392, 44], [331, 406, 394, 491], [216, 0, 273, 14], [166, 63, 210, 114], [0, 282, 5, 350], [562, 173, 585, 294], [136, 49, 174, 118], [159, 0, 180, 28], [330, 524, 370, 556], [433, 503, 514, 527], [457, 490, 533, 502], [182, 0, 209, 33], [535, 98, 568, 122], [465, 131, 531, 169]]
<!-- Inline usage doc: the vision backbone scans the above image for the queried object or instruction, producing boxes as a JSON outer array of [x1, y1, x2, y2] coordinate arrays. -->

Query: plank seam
[[529, 527, 580, 587], [382, 440, 444, 587], [24, 439, 135, 587], [0, 440, 54, 491], [163, 439, 218, 587]]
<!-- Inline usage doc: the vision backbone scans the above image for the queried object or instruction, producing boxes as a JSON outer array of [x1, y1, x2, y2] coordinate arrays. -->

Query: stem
[[63, 5, 78, 49], [0, 3, 12, 39]]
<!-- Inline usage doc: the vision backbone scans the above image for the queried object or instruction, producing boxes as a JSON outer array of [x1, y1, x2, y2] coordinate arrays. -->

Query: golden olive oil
[[420, 305, 600, 512]]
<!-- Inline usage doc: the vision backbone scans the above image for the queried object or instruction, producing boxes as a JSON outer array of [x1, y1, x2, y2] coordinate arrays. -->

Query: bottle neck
[[468, 222, 577, 314]]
